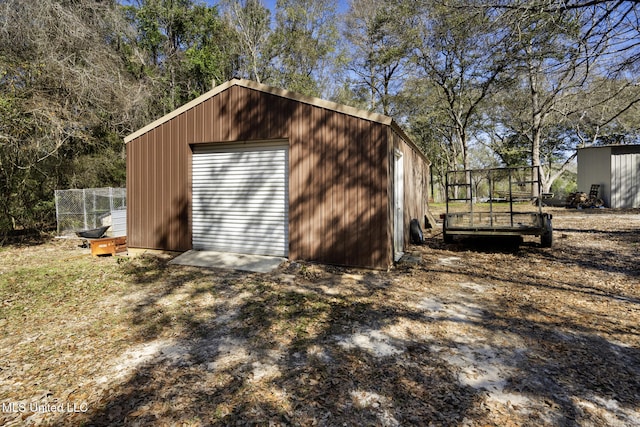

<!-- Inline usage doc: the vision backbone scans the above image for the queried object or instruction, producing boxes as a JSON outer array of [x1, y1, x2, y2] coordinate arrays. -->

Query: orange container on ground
[[90, 236, 127, 256]]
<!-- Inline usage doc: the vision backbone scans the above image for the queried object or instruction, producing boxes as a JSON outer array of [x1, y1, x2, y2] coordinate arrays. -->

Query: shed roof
[[124, 79, 420, 157], [578, 144, 640, 151]]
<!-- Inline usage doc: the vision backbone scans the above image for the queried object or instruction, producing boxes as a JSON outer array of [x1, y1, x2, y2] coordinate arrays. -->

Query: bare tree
[[0, 0, 149, 232], [495, 0, 640, 192], [411, 0, 512, 172], [342, 0, 416, 115], [269, 0, 339, 96], [221, 0, 272, 83]]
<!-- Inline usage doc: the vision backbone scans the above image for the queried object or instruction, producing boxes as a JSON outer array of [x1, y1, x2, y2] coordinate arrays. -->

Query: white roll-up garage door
[[192, 141, 289, 256]]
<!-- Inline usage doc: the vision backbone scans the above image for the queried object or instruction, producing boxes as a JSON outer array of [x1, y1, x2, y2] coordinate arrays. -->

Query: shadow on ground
[[79, 257, 486, 425], [74, 239, 640, 426]]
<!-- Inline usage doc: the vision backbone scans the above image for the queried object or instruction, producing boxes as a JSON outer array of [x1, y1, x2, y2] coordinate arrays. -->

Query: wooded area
[[1, 0, 638, 237]]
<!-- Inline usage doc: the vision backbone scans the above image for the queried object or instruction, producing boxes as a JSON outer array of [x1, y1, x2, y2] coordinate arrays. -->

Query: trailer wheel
[[541, 217, 553, 247]]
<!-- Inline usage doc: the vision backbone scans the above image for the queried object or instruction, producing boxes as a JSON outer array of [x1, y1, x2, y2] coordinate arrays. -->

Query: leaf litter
[[0, 208, 638, 426]]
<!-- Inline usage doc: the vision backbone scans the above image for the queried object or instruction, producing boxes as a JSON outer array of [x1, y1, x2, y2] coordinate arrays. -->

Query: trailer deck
[[443, 166, 553, 246]]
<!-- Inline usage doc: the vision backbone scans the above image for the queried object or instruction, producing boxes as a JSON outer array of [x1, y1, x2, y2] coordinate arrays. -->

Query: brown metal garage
[[125, 79, 431, 269]]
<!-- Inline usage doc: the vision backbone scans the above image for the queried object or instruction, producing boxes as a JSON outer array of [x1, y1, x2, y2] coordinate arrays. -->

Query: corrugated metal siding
[[611, 150, 640, 208], [127, 84, 408, 268], [192, 142, 289, 256], [111, 209, 127, 237], [577, 145, 640, 208], [393, 130, 431, 247], [285, 101, 389, 268], [126, 118, 192, 252]]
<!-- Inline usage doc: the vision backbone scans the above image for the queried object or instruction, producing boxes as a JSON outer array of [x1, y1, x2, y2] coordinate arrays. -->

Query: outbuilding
[[577, 145, 640, 208], [125, 79, 431, 269]]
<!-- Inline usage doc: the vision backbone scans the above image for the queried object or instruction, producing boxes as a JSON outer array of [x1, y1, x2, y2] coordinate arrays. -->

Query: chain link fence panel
[[54, 188, 126, 236]]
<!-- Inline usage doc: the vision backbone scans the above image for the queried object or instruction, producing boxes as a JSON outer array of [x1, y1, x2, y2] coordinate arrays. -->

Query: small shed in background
[[125, 79, 431, 269], [577, 145, 640, 208]]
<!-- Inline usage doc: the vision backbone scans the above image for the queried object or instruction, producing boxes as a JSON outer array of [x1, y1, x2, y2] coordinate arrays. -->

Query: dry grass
[[1, 209, 639, 426]]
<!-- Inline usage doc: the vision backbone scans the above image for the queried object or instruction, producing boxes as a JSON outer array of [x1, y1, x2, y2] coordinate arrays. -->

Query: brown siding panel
[[316, 108, 328, 262], [153, 128, 161, 247], [230, 86, 241, 140], [126, 139, 135, 246], [204, 99, 211, 143], [193, 103, 202, 143], [127, 116, 191, 252], [211, 95, 220, 142], [370, 122, 388, 268], [143, 130, 152, 249], [157, 126, 167, 247], [166, 119, 175, 250], [330, 112, 342, 264], [345, 115, 359, 266], [308, 106, 320, 261], [288, 102, 302, 261], [150, 127, 158, 249], [324, 111, 337, 264]]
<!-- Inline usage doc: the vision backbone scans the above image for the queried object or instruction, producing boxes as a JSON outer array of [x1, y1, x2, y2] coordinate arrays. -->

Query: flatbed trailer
[[443, 166, 553, 247]]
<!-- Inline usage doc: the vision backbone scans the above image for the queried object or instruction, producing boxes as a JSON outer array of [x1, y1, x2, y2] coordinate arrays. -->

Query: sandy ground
[[1, 208, 638, 426]]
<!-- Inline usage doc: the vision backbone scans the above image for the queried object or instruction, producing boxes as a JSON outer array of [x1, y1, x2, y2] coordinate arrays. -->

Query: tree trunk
[[528, 48, 544, 197]]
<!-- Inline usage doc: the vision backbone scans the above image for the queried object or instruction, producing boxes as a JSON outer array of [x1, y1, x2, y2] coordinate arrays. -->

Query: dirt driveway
[[1, 209, 639, 426]]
